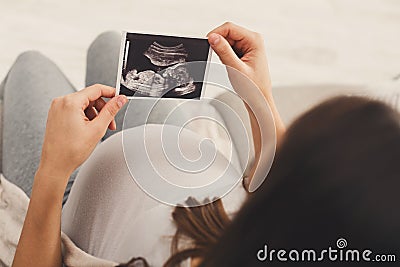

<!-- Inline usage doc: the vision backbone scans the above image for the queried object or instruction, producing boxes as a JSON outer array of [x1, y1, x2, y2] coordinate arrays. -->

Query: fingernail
[[117, 95, 127, 108], [208, 33, 220, 46]]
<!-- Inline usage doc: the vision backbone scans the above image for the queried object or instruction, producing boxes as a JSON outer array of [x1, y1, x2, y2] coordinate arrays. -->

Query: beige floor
[[1, 0, 399, 90]]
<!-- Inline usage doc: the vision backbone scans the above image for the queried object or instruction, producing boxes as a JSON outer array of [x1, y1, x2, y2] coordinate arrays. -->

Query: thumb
[[93, 95, 127, 130], [208, 33, 244, 71]]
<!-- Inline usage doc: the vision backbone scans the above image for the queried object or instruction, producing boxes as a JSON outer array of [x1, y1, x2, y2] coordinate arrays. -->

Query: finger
[[85, 106, 98, 120], [93, 95, 127, 132], [208, 33, 245, 71], [77, 84, 116, 108], [109, 119, 117, 131], [207, 22, 254, 43], [208, 22, 262, 56], [93, 98, 116, 130]]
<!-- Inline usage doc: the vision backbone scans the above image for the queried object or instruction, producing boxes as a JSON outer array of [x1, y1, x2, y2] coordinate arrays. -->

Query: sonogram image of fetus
[[119, 33, 209, 99], [121, 64, 195, 97], [122, 41, 197, 97]]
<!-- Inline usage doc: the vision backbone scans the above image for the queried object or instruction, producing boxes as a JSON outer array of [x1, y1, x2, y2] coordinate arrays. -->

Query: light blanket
[[0, 174, 118, 267]]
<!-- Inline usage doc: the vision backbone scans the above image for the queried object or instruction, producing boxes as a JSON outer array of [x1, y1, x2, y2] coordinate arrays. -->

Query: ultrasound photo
[[116, 32, 211, 99]]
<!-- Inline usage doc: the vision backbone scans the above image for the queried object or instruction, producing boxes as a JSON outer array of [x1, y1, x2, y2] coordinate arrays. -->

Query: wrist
[[36, 163, 71, 180], [32, 165, 70, 204], [37, 160, 73, 180], [35, 161, 72, 193]]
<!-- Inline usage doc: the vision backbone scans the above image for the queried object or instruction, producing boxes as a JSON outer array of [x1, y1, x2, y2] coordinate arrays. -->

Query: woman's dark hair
[[163, 197, 232, 266], [198, 96, 400, 266]]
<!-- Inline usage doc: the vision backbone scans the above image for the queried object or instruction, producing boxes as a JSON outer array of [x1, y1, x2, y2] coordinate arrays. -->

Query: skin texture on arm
[[207, 22, 285, 189], [12, 84, 127, 267]]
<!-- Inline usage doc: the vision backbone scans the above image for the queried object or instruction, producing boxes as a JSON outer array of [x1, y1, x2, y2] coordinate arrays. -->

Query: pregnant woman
[[10, 22, 399, 267], [9, 23, 284, 266]]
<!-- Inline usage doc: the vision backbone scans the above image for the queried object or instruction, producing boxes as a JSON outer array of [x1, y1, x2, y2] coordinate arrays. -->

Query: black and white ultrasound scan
[[116, 32, 211, 100]]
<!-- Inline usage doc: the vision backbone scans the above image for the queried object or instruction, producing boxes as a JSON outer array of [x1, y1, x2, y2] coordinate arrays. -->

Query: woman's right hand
[[207, 22, 272, 99], [208, 23, 285, 192], [208, 22, 285, 140]]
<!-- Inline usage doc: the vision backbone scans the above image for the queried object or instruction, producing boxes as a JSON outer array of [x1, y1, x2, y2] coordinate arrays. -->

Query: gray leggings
[[0, 32, 122, 201]]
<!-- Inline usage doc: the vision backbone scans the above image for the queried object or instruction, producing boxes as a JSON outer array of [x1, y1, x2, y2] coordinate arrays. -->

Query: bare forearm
[[247, 91, 285, 154], [12, 166, 69, 267], [263, 92, 285, 144], [245, 91, 285, 186]]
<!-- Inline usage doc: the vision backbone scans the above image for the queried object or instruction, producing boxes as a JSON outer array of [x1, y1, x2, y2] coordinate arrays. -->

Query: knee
[[88, 31, 120, 55], [14, 50, 50, 66]]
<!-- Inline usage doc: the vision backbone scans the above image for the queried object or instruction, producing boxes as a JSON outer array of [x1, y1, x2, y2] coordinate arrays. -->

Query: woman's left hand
[[39, 84, 128, 179]]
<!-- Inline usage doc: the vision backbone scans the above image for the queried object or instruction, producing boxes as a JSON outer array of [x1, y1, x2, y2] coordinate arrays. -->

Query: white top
[[61, 124, 247, 266]]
